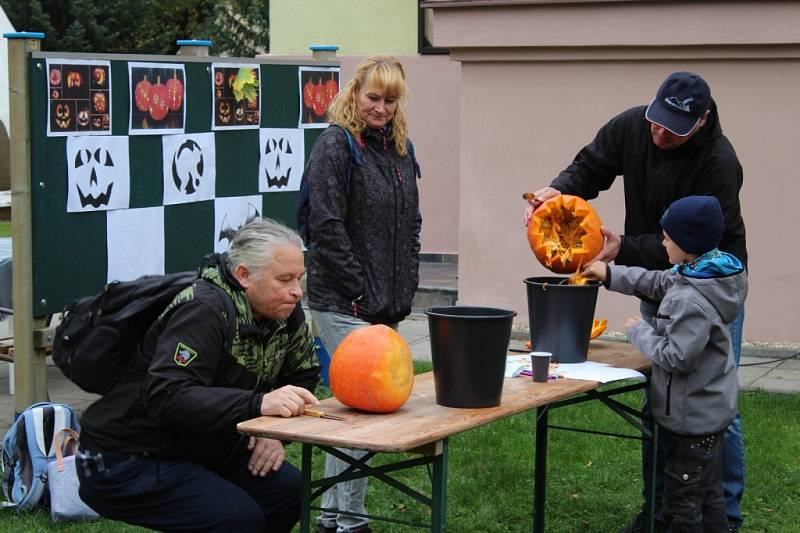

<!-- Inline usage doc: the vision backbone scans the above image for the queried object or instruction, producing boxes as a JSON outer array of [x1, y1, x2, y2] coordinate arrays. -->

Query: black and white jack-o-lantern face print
[[218, 204, 261, 244], [171, 139, 204, 195], [264, 137, 295, 188], [74, 147, 115, 208]]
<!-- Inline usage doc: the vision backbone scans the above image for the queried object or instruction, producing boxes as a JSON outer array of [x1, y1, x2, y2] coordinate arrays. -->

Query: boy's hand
[[582, 261, 607, 281], [625, 316, 643, 331]]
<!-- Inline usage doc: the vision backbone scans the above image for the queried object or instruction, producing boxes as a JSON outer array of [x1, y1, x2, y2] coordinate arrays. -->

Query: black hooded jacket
[[551, 101, 747, 269], [304, 125, 422, 324]]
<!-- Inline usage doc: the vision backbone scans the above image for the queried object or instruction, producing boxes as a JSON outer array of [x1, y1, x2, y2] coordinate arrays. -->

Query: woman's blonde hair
[[327, 55, 409, 156]]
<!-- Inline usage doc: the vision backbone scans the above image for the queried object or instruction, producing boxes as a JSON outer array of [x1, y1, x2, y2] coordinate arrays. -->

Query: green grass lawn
[[1, 364, 798, 532], [0, 221, 10, 238]]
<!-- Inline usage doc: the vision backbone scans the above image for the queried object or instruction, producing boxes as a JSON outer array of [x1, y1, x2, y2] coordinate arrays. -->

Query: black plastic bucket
[[425, 306, 516, 408], [524, 277, 600, 363]]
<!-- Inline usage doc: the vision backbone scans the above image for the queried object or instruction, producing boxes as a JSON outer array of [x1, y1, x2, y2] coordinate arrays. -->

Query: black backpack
[[296, 125, 421, 243], [52, 272, 236, 395]]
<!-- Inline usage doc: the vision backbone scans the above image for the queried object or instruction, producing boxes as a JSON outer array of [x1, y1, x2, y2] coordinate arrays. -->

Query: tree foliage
[[0, 0, 268, 56]]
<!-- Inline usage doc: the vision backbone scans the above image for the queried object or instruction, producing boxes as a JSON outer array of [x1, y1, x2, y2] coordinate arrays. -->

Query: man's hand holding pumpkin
[[523, 187, 561, 225]]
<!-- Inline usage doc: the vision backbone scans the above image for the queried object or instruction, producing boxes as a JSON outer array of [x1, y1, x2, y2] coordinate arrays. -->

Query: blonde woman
[[302, 55, 422, 533]]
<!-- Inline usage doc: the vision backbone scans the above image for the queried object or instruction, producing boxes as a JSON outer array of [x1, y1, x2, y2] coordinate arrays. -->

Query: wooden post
[[309, 45, 339, 62], [176, 39, 212, 57], [4, 32, 47, 414]]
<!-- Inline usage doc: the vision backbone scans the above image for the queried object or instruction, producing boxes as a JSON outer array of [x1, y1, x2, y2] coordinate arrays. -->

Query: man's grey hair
[[226, 218, 303, 277]]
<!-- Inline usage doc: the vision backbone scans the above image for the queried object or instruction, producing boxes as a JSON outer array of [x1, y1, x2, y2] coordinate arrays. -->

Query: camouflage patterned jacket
[[79, 254, 319, 464]]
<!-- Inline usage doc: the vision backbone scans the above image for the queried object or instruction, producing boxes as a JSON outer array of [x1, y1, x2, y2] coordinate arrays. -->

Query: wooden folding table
[[238, 340, 654, 532]]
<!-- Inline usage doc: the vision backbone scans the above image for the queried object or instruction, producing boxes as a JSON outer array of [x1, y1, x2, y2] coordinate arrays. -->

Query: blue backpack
[[2, 402, 80, 510], [296, 125, 421, 243]]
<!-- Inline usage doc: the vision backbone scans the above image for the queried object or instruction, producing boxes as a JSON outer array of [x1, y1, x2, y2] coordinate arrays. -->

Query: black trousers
[[77, 448, 301, 532], [661, 429, 729, 532]]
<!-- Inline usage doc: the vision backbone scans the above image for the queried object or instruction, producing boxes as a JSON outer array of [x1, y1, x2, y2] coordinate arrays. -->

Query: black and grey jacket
[[607, 264, 748, 435], [551, 101, 747, 270], [305, 125, 422, 324], [80, 254, 319, 466]]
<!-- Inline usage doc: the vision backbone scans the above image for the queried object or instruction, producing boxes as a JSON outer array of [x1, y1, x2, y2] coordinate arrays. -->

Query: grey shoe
[[316, 525, 372, 533]]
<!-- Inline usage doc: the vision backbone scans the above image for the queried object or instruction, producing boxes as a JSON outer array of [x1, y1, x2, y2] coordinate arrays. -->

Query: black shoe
[[619, 510, 666, 533]]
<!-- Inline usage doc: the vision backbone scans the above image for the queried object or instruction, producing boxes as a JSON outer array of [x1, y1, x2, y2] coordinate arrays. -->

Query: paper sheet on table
[[505, 355, 644, 383], [505, 354, 532, 378], [556, 361, 645, 383]]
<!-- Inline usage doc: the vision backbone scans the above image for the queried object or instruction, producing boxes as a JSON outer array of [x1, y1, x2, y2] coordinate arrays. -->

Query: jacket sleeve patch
[[173, 342, 198, 367]]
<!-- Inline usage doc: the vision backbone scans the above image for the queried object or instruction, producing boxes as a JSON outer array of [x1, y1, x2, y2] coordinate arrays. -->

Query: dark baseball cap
[[645, 72, 711, 136]]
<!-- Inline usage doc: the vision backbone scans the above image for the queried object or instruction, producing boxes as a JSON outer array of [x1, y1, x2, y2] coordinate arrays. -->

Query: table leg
[[431, 438, 449, 532], [301, 443, 312, 533], [533, 405, 549, 533], [644, 423, 658, 533]]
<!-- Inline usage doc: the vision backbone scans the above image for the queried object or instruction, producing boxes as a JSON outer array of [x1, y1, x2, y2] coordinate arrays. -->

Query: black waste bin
[[425, 306, 516, 408], [524, 276, 600, 363]]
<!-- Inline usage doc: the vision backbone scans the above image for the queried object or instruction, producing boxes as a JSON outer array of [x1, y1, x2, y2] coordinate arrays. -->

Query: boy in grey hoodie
[[584, 195, 747, 532]]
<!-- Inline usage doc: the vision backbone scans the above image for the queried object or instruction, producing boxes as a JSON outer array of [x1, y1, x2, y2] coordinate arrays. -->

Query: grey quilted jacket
[[607, 264, 747, 435], [304, 125, 421, 324]]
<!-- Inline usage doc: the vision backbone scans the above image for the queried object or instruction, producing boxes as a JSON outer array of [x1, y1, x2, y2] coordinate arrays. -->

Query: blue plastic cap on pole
[[176, 39, 212, 46], [3, 32, 45, 40], [309, 45, 339, 51]]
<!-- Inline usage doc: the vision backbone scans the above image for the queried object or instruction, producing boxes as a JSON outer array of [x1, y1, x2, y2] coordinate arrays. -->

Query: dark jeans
[[661, 429, 729, 532], [639, 300, 745, 528], [77, 448, 301, 532]]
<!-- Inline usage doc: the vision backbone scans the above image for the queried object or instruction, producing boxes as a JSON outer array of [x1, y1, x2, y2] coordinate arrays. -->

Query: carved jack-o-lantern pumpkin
[[214, 71, 224, 86], [166, 73, 184, 112], [312, 82, 327, 117], [49, 68, 61, 86], [149, 77, 169, 121], [526, 194, 604, 273], [134, 76, 151, 113], [171, 139, 204, 195], [74, 147, 116, 208], [92, 92, 107, 113], [77, 107, 90, 127], [303, 79, 316, 108], [67, 71, 82, 88], [91, 116, 103, 129], [93, 67, 106, 86], [234, 105, 245, 123], [324, 78, 339, 107], [51, 89, 60, 99], [54, 103, 72, 129], [218, 101, 232, 124]]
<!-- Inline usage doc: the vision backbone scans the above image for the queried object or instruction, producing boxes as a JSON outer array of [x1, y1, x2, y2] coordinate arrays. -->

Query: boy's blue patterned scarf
[[672, 249, 744, 279]]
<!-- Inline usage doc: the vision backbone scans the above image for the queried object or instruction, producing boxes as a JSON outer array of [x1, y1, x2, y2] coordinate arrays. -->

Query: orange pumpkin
[[590, 318, 607, 340], [527, 194, 604, 273], [329, 324, 414, 413]]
